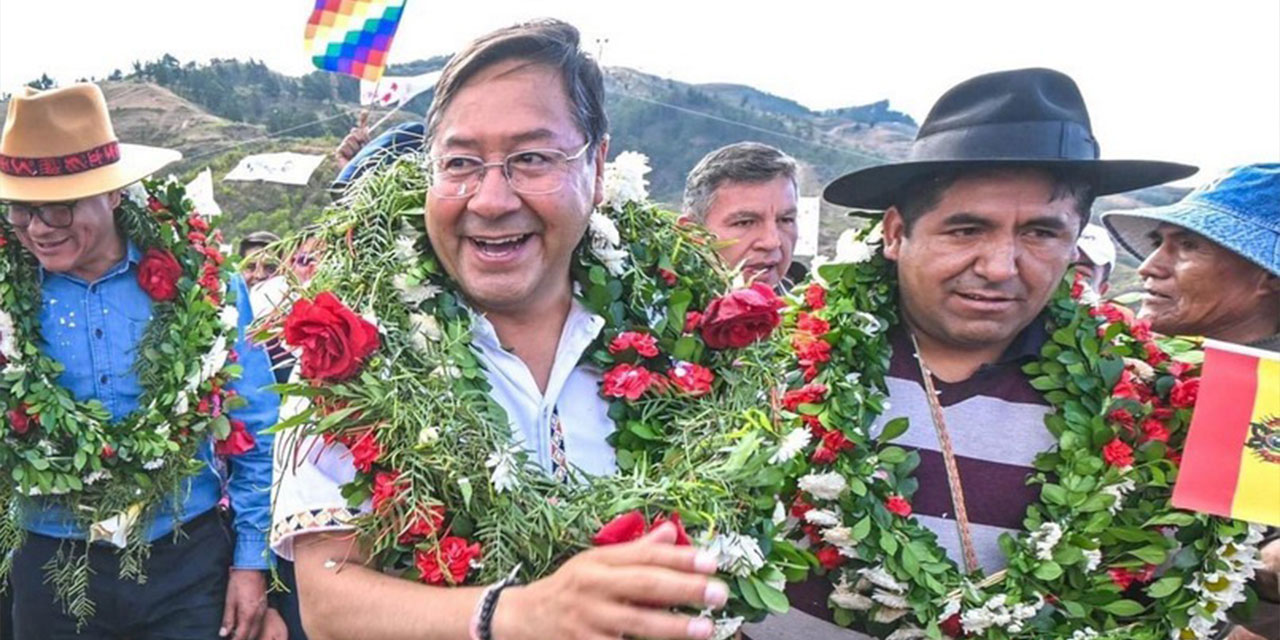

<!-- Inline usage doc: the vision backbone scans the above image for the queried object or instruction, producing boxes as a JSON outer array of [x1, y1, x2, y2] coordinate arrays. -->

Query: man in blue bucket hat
[[1103, 163, 1280, 351], [1105, 163, 1280, 640]]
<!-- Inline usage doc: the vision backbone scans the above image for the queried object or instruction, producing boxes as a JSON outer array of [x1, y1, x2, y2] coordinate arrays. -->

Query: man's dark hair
[[238, 230, 280, 258], [682, 142, 798, 223], [425, 19, 608, 150], [892, 167, 1096, 234]]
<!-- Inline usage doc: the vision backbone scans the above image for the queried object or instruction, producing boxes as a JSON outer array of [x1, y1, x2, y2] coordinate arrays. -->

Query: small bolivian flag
[[1173, 340, 1280, 526], [304, 0, 408, 82]]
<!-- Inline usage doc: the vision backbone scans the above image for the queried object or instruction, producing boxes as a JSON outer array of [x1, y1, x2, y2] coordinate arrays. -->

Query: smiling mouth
[[32, 237, 70, 251], [468, 233, 532, 258], [955, 291, 1018, 304]]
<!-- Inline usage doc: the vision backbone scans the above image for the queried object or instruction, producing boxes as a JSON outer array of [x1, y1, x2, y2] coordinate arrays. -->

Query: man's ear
[[591, 135, 610, 208], [108, 189, 123, 209], [882, 207, 906, 262]]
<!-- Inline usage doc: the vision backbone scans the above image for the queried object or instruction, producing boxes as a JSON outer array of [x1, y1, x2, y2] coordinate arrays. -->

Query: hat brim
[[0, 143, 182, 202], [825, 159, 1198, 213], [1102, 202, 1280, 278]]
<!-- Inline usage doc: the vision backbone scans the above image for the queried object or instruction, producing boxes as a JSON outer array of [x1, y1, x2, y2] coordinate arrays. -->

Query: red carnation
[[147, 196, 166, 212], [203, 246, 225, 265], [815, 545, 844, 570], [684, 311, 703, 333], [802, 523, 823, 544], [283, 292, 381, 382], [214, 418, 256, 456], [137, 249, 182, 301], [593, 510, 648, 546], [102, 443, 116, 459], [700, 283, 782, 349], [347, 433, 382, 473], [1140, 418, 1170, 444], [782, 383, 828, 412], [810, 446, 839, 465], [884, 495, 912, 517], [7, 404, 36, 436], [794, 336, 832, 381], [804, 283, 826, 310], [657, 268, 678, 286], [668, 362, 714, 397], [608, 331, 660, 358], [188, 215, 210, 233], [1170, 378, 1200, 408], [651, 512, 692, 546], [1109, 567, 1136, 591], [1143, 341, 1169, 366], [1168, 360, 1195, 378], [801, 414, 824, 434], [1102, 438, 1134, 467], [1111, 370, 1148, 402], [602, 363, 656, 401], [371, 470, 401, 512], [416, 536, 482, 586], [398, 506, 447, 544], [790, 496, 814, 519], [940, 614, 965, 638], [796, 312, 830, 337], [1130, 318, 1153, 342], [1108, 408, 1136, 430], [812, 428, 853, 463]]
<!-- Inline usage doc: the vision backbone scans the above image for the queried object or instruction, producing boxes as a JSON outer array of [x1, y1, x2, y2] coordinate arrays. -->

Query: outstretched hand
[[335, 110, 371, 164], [493, 523, 727, 640]]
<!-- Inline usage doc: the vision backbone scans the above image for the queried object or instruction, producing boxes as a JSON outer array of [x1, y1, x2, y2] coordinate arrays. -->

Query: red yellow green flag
[[1173, 339, 1280, 526]]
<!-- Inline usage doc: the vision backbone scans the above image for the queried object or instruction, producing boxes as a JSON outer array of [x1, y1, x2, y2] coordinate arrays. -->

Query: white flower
[[771, 500, 787, 526], [1029, 521, 1064, 561], [704, 532, 766, 577], [804, 508, 840, 527], [1083, 548, 1102, 572], [1070, 629, 1100, 640], [123, 182, 150, 208], [709, 616, 744, 640], [797, 471, 847, 501], [834, 229, 875, 264], [829, 589, 874, 611], [872, 607, 909, 623], [393, 235, 419, 265], [392, 274, 442, 306], [485, 446, 520, 493], [865, 223, 884, 245], [601, 151, 650, 209], [871, 590, 910, 609], [885, 628, 928, 640], [417, 426, 440, 447], [587, 211, 629, 276], [430, 365, 462, 380], [1101, 478, 1137, 515], [143, 458, 166, 471], [770, 428, 812, 464], [409, 313, 443, 352], [37, 439, 57, 456], [858, 565, 907, 594], [0, 310, 19, 363], [822, 526, 855, 547], [199, 336, 230, 383], [83, 469, 112, 485], [219, 305, 240, 333]]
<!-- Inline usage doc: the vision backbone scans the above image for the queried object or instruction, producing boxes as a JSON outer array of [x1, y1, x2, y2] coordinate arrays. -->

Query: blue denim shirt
[[20, 242, 279, 570]]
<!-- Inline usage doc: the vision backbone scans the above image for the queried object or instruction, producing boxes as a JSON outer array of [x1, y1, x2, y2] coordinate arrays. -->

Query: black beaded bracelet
[[474, 566, 522, 640]]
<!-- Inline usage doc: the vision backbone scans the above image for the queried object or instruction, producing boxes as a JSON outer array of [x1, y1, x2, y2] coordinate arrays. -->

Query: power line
[[181, 105, 363, 163]]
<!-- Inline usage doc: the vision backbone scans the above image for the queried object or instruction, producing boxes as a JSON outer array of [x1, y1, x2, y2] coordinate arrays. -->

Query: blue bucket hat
[[1102, 163, 1280, 278]]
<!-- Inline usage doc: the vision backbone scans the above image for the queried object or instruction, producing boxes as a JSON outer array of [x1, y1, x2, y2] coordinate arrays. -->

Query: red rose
[[1140, 418, 1170, 443], [815, 545, 844, 570], [416, 536, 482, 585], [1111, 370, 1147, 402], [1108, 408, 1136, 430], [804, 283, 826, 310], [188, 215, 210, 233], [782, 383, 828, 412], [203, 246, 225, 265], [684, 311, 703, 333], [884, 495, 912, 517], [802, 524, 823, 544], [602, 363, 655, 401], [137, 249, 182, 301], [1143, 341, 1169, 366], [7, 404, 36, 435], [814, 429, 853, 463], [348, 432, 381, 473], [700, 284, 782, 349], [1102, 438, 1134, 467], [102, 443, 116, 459], [790, 496, 814, 519], [214, 418, 256, 456], [940, 613, 965, 638], [657, 268, 678, 286], [371, 470, 401, 512], [668, 362, 714, 397], [147, 196, 166, 212], [283, 292, 381, 382], [810, 446, 839, 465], [593, 510, 648, 545], [1070, 278, 1085, 300], [651, 512, 692, 546], [1170, 378, 1200, 408], [398, 506, 447, 544], [796, 312, 830, 337], [608, 331, 660, 358], [1108, 567, 1136, 591]]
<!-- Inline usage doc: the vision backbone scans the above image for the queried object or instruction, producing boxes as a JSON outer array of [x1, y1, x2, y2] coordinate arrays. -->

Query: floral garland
[[773, 224, 1263, 639], [0, 178, 250, 621], [270, 152, 804, 633]]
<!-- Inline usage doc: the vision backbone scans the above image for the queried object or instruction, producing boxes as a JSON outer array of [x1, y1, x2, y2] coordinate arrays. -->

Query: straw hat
[[0, 83, 181, 202]]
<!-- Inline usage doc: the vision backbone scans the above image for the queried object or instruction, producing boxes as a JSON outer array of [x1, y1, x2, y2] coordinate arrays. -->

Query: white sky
[[1, 0, 1276, 182]]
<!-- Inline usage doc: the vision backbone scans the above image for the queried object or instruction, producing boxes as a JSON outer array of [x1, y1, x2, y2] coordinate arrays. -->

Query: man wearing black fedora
[[747, 68, 1198, 639]]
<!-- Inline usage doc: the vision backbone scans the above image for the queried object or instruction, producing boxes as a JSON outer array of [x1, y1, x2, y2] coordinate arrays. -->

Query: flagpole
[[369, 101, 407, 133]]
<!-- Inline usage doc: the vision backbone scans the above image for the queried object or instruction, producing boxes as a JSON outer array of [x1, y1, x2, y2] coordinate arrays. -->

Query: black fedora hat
[[824, 68, 1198, 212]]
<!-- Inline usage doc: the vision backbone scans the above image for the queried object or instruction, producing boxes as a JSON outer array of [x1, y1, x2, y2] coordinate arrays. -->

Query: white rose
[[797, 471, 847, 501]]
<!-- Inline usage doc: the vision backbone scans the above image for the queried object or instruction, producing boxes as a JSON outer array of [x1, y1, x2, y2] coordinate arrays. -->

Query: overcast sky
[[1, 0, 1276, 182]]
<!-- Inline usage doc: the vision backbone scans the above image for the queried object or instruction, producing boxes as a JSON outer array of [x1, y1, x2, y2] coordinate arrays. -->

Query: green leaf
[[752, 578, 790, 614], [1130, 545, 1168, 565], [851, 516, 871, 542], [879, 529, 899, 555], [1101, 599, 1145, 616], [878, 446, 907, 464], [1146, 575, 1182, 598], [1033, 561, 1063, 581], [1142, 512, 1197, 528], [737, 576, 764, 610], [878, 417, 909, 443]]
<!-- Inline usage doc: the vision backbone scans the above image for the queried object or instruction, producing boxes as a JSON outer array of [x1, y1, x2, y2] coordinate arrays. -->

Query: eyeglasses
[[427, 142, 592, 199], [4, 200, 81, 229]]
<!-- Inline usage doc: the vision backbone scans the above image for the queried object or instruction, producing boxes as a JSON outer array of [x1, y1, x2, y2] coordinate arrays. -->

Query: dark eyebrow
[[939, 212, 996, 229], [440, 128, 562, 151], [1020, 216, 1070, 232]]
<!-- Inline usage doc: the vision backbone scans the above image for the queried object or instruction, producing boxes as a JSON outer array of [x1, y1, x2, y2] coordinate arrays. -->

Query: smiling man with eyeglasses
[[272, 19, 729, 640]]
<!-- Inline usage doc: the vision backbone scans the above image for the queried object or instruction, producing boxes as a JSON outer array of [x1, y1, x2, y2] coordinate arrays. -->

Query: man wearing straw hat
[[747, 67, 1197, 639], [0, 84, 278, 640]]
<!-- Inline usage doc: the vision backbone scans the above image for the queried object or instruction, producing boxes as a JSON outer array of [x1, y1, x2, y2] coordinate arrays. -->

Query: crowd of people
[[1, 17, 1277, 640]]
